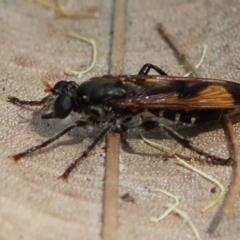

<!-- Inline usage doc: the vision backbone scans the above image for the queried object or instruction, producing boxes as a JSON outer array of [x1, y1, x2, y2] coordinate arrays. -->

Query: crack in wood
[[101, 0, 126, 239]]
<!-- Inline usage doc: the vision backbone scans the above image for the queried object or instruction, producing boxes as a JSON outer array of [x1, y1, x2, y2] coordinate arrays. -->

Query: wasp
[[8, 63, 238, 179]]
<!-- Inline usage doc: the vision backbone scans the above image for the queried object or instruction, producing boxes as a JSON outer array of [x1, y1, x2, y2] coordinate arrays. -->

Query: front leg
[[8, 95, 49, 107]]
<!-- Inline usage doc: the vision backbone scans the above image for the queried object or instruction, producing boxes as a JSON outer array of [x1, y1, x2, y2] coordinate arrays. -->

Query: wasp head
[[42, 80, 79, 119]]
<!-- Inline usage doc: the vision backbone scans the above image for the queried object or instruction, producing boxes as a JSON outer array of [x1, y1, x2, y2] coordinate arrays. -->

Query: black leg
[[10, 115, 114, 179], [59, 122, 114, 179], [138, 63, 168, 75], [8, 95, 61, 119], [8, 95, 49, 107], [140, 119, 232, 165], [10, 120, 88, 161]]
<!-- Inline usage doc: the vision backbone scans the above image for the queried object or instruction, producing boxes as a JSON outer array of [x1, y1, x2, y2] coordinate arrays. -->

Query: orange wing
[[119, 75, 239, 109]]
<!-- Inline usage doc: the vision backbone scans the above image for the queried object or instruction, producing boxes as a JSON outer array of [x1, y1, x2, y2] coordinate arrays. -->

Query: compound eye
[[54, 93, 72, 118], [53, 81, 68, 92]]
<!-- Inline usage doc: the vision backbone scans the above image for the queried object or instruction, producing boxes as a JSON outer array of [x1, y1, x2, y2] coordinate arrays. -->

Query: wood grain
[[1, 0, 240, 240]]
